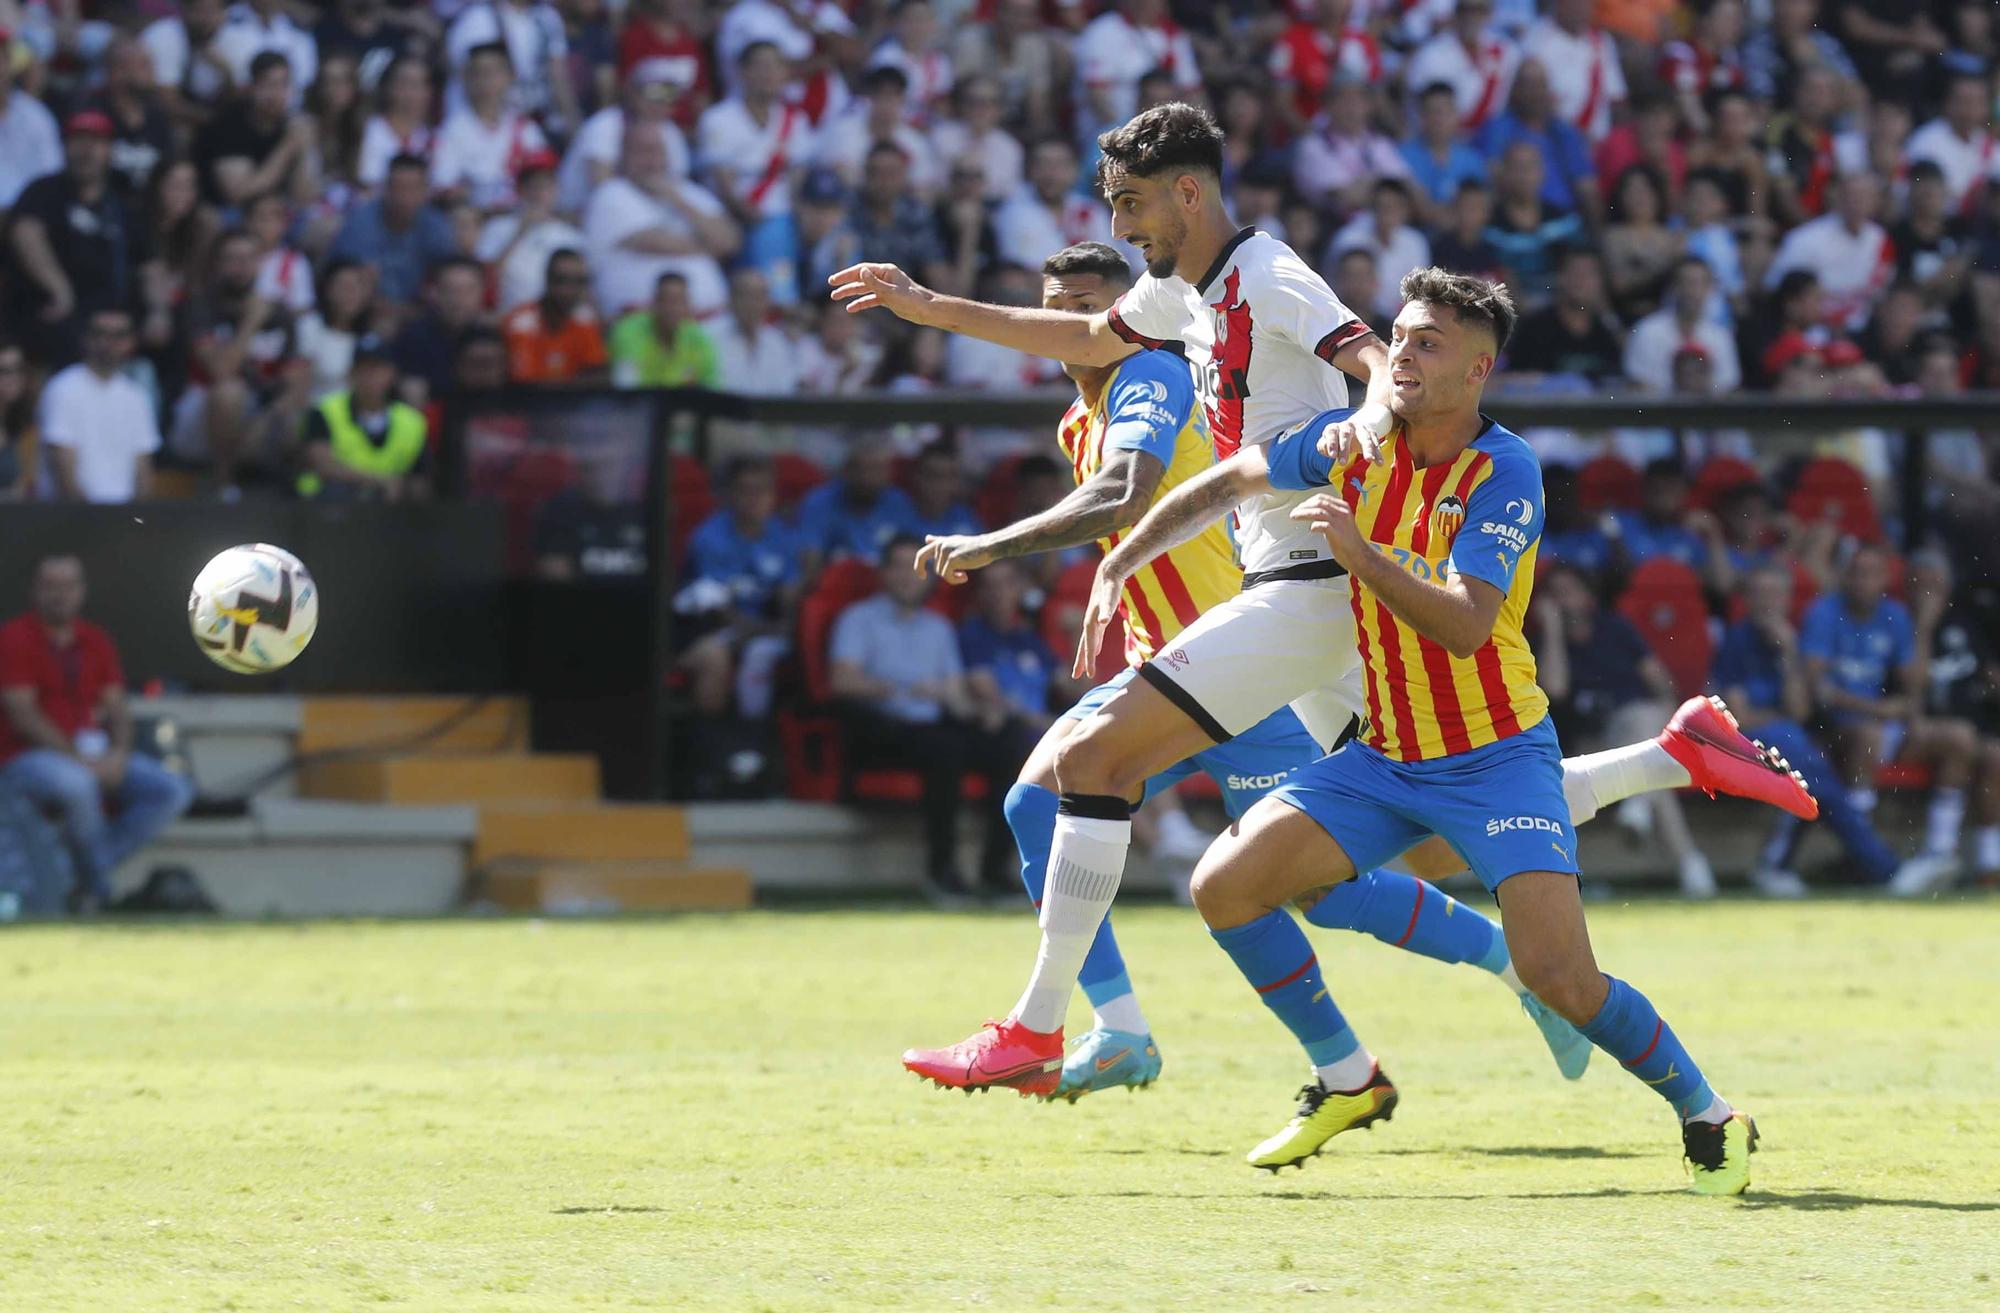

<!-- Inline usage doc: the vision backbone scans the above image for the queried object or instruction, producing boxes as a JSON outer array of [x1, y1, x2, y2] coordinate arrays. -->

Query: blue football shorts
[[1269, 715, 1580, 893]]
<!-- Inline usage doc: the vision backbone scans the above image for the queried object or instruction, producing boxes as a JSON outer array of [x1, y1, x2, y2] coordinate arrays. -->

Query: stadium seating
[[772, 453, 829, 509], [1578, 455, 1643, 513], [1787, 457, 1883, 544], [1688, 457, 1762, 511], [1617, 559, 1714, 697]]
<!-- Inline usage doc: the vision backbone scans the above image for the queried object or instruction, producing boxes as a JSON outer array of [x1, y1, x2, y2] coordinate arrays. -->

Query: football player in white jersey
[[830, 103, 1815, 1111]]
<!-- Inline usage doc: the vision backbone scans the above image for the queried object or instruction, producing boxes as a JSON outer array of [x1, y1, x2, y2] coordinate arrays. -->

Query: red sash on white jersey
[[745, 104, 801, 209], [1059, 196, 1098, 247], [1466, 38, 1507, 127], [1575, 33, 1606, 136]]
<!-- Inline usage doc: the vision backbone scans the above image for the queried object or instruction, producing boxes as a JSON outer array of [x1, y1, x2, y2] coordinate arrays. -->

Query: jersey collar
[[1193, 226, 1257, 295]]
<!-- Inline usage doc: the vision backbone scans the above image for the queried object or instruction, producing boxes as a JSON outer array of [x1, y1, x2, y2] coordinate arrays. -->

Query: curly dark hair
[[1093, 102, 1224, 196], [1398, 267, 1518, 353]]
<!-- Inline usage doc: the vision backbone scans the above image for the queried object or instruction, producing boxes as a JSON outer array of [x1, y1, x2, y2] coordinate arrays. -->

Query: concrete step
[[478, 859, 751, 913], [298, 696, 530, 756], [298, 753, 601, 805], [472, 804, 690, 866]]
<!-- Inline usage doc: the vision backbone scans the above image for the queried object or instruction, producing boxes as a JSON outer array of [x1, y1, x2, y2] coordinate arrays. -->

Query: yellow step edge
[[479, 861, 751, 912], [472, 804, 691, 866], [298, 696, 530, 755], [299, 754, 602, 805]]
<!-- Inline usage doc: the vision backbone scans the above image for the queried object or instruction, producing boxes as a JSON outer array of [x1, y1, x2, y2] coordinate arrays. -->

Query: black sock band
[[1056, 792, 1132, 822]]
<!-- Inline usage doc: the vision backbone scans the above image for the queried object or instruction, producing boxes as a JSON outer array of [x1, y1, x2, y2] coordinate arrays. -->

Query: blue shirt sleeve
[[1263, 410, 1352, 490], [1449, 445, 1543, 594], [1798, 597, 1835, 661], [1100, 353, 1197, 466], [685, 513, 729, 583]]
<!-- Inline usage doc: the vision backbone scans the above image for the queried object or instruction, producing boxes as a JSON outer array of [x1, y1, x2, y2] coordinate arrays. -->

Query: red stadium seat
[[772, 452, 828, 509], [1042, 556, 1125, 683], [1786, 456, 1882, 544], [668, 454, 716, 566], [1577, 455, 1642, 513], [1687, 456, 1761, 512], [1616, 559, 1714, 697], [973, 453, 1027, 530]]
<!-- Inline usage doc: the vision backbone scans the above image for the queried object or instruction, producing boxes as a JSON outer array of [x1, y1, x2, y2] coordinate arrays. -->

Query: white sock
[[1685, 1091, 1734, 1125], [1976, 824, 2000, 873], [1011, 812, 1130, 1033], [1497, 960, 1529, 997], [1091, 992, 1148, 1035], [1561, 741, 1689, 826], [1314, 1048, 1378, 1093], [1925, 787, 1967, 856]]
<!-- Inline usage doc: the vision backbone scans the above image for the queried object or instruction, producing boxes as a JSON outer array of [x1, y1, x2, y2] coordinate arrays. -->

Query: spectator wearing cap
[[1476, 59, 1597, 221], [431, 42, 549, 215], [617, 0, 709, 131], [1765, 171, 1893, 332], [1071, 0, 1202, 148], [0, 30, 59, 208], [585, 124, 739, 320], [193, 50, 314, 209], [1520, 0, 1624, 143], [558, 54, 692, 214], [1406, 0, 1517, 134], [502, 248, 607, 384], [170, 227, 306, 495], [443, 0, 575, 133], [711, 267, 798, 396], [993, 136, 1111, 273], [697, 43, 808, 294], [792, 165, 853, 294], [480, 154, 587, 313], [1505, 246, 1625, 384], [141, 0, 234, 137], [389, 256, 490, 409], [35, 306, 158, 503], [83, 34, 176, 198], [609, 271, 718, 388], [1293, 78, 1408, 214], [1329, 180, 1431, 320], [929, 75, 1022, 204], [1268, 0, 1385, 134], [813, 64, 942, 200], [327, 154, 458, 308], [1400, 81, 1490, 224], [214, 0, 317, 108], [297, 333, 430, 500], [1624, 257, 1741, 392], [357, 57, 435, 190], [6, 111, 157, 360]]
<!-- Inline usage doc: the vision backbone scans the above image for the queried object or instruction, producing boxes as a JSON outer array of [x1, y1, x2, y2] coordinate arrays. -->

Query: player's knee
[[1049, 722, 1137, 797], [1510, 947, 1597, 1022]]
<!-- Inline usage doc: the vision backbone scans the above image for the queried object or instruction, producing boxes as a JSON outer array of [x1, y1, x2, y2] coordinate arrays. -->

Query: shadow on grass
[[1377, 1144, 1650, 1161], [552, 1205, 670, 1215], [1040, 1186, 2000, 1212], [1737, 1191, 2000, 1214]]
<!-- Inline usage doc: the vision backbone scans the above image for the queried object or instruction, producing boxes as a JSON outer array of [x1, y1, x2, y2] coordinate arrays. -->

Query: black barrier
[[0, 503, 509, 693]]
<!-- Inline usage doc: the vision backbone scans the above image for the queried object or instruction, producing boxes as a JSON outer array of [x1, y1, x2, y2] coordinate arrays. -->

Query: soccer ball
[[188, 544, 319, 674]]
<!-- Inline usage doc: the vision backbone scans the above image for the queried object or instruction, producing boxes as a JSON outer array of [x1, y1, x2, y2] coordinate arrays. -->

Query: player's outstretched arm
[[827, 262, 1137, 367], [1291, 495, 1504, 657], [1317, 335, 1398, 464], [913, 449, 1166, 584], [1072, 448, 1274, 677]]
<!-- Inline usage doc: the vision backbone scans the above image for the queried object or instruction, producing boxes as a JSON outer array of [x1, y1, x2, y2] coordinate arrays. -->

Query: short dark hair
[[1642, 456, 1685, 483], [544, 246, 584, 277], [654, 271, 689, 293], [387, 152, 428, 176], [1016, 454, 1061, 482], [466, 40, 512, 69], [1094, 102, 1224, 196], [738, 39, 780, 69], [863, 64, 909, 95], [1416, 80, 1457, 103], [1041, 240, 1131, 288], [428, 254, 484, 285], [720, 455, 771, 489], [249, 50, 291, 82], [1398, 267, 1516, 352]]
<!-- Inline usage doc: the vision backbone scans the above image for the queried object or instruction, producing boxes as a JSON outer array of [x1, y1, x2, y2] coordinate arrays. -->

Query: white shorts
[[1136, 576, 1366, 753]]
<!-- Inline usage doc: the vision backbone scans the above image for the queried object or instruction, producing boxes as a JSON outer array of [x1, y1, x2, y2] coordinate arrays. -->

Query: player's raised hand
[[912, 534, 994, 585], [827, 262, 930, 322], [1072, 562, 1126, 680], [1314, 402, 1394, 465], [1289, 492, 1365, 568]]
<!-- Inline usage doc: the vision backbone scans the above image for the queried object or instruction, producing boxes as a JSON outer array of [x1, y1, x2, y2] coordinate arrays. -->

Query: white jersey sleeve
[[1105, 273, 1191, 352], [1253, 243, 1375, 365]]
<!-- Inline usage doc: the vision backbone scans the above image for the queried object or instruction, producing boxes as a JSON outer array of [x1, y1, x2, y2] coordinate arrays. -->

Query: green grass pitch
[[4, 899, 1997, 1310]]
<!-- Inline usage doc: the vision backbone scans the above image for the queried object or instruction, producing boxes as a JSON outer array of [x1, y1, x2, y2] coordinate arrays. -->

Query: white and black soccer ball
[[188, 544, 319, 674]]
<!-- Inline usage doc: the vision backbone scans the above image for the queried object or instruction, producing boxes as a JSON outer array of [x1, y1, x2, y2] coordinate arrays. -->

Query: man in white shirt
[[1764, 171, 1894, 331], [1405, 0, 1519, 131], [443, 0, 577, 132], [480, 157, 586, 311], [716, 0, 852, 94], [993, 137, 1115, 271], [585, 126, 740, 319], [1071, 0, 1202, 146], [1520, 0, 1623, 142], [698, 41, 806, 232], [141, 0, 234, 132], [864, 0, 952, 123], [0, 50, 61, 209], [214, 0, 315, 109], [38, 307, 159, 504], [712, 268, 800, 395], [558, 56, 692, 214], [812, 64, 941, 199], [1904, 74, 1999, 214], [1328, 178, 1432, 320], [430, 42, 549, 214], [928, 74, 1022, 202], [1623, 256, 1742, 392]]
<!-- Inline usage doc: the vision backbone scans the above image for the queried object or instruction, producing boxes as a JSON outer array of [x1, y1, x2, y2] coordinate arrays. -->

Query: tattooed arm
[[912, 449, 1167, 584]]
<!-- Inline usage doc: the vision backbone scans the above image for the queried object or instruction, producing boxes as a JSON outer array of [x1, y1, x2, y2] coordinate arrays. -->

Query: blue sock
[[1579, 975, 1715, 1120], [1210, 910, 1364, 1077], [1304, 870, 1510, 974], [1005, 781, 1131, 1013]]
